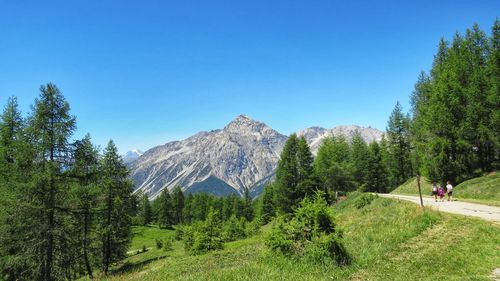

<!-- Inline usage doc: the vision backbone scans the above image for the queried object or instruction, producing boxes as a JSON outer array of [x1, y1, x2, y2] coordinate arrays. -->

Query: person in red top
[[438, 185, 445, 202]]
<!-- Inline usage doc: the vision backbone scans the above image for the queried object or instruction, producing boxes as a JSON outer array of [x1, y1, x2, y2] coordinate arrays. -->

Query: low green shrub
[[155, 238, 163, 249], [245, 218, 261, 237], [222, 215, 246, 242], [183, 208, 224, 255], [303, 232, 350, 266], [265, 192, 350, 266], [174, 226, 185, 241], [354, 193, 378, 209], [163, 236, 174, 252]]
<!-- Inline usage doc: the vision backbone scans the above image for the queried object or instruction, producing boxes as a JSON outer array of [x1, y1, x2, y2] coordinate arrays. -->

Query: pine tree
[[29, 83, 76, 281], [258, 182, 276, 224], [99, 140, 133, 275], [364, 141, 389, 193], [488, 19, 500, 169], [172, 186, 185, 224], [313, 135, 354, 199], [242, 187, 253, 221], [274, 134, 299, 213], [157, 189, 174, 229], [296, 136, 317, 198], [0, 96, 31, 280], [350, 131, 369, 187], [70, 135, 100, 280], [386, 102, 412, 188], [140, 193, 152, 226], [0, 96, 24, 174], [183, 193, 194, 223], [409, 72, 432, 175]]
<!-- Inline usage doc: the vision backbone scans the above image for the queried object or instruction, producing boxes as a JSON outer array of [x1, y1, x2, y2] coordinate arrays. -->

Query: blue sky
[[0, 0, 498, 153]]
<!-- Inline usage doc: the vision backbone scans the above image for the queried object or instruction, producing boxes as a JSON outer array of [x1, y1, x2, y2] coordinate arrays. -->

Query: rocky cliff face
[[297, 125, 384, 154], [130, 116, 383, 198], [129, 115, 287, 198]]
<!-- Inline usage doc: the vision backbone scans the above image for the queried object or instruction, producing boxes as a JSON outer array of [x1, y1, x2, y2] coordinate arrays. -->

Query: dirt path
[[377, 193, 500, 223]]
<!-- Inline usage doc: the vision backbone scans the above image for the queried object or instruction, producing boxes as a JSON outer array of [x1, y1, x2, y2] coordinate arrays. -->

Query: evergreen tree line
[[257, 133, 391, 222], [258, 21, 499, 219], [133, 186, 255, 229], [410, 21, 499, 183], [0, 84, 134, 281]]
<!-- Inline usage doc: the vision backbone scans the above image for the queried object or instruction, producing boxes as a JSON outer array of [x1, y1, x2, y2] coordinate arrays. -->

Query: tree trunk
[[83, 210, 93, 280]]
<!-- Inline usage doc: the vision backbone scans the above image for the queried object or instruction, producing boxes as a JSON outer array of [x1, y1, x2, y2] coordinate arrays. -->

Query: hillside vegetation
[[391, 172, 500, 206], [86, 193, 500, 280]]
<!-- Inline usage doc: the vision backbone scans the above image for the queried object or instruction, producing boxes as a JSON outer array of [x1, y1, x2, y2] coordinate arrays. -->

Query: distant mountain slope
[[130, 115, 287, 198], [297, 125, 383, 154], [130, 115, 383, 198], [123, 149, 143, 164]]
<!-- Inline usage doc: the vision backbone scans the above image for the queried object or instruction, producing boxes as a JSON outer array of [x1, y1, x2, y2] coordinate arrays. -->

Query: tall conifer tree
[[99, 140, 133, 275]]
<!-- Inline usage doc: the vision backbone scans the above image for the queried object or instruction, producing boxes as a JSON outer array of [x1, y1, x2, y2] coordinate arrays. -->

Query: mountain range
[[127, 115, 383, 199]]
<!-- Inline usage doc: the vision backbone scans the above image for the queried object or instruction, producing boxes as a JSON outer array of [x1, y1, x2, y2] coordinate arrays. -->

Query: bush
[[265, 192, 350, 266], [304, 233, 350, 266], [183, 208, 223, 255], [131, 215, 143, 226], [222, 215, 246, 242], [354, 193, 378, 209], [245, 218, 261, 237], [174, 226, 185, 241], [155, 238, 163, 249], [163, 237, 174, 252]]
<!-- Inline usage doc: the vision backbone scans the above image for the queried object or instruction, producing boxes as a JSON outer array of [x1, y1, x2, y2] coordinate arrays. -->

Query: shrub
[[303, 233, 350, 266], [265, 218, 295, 255], [174, 226, 185, 241], [131, 215, 143, 226], [354, 193, 378, 209], [222, 215, 246, 242], [155, 238, 163, 249], [265, 192, 350, 266], [245, 218, 261, 237], [163, 237, 174, 252], [183, 208, 223, 255]]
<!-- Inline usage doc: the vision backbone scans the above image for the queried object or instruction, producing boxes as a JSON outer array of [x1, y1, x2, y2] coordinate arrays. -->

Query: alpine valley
[[128, 115, 383, 199]]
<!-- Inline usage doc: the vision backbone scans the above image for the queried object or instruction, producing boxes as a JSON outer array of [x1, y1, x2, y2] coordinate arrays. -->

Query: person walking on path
[[438, 185, 446, 202], [431, 182, 438, 202], [446, 181, 453, 201]]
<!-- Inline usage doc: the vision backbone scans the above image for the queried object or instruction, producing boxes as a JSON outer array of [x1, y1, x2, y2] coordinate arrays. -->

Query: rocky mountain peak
[[130, 116, 383, 199], [224, 114, 264, 132]]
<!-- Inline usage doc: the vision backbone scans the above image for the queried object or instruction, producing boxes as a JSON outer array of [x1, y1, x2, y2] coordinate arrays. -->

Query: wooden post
[[416, 173, 424, 208]]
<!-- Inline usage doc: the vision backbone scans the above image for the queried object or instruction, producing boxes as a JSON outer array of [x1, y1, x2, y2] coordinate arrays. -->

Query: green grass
[[129, 225, 174, 253], [82, 192, 500, 280], [391, 172, 500, 206], [453, 172, 500, 203], [391, 176, 433, 196]]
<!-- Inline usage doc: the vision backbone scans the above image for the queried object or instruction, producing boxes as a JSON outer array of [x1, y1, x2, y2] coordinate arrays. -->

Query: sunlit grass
[[82, 192, 500, 280]]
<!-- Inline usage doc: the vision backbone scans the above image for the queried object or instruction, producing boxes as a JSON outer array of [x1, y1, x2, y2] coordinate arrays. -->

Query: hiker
[[446, 181, 453, 201], [438, 185, 445, 202], [431, 182, 438, 202]]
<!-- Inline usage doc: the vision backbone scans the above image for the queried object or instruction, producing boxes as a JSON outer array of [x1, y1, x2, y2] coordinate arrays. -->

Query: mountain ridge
[[129, 115, 383, 199]]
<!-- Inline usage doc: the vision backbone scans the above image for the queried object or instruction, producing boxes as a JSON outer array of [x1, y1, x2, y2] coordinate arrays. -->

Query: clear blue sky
[[1, 1, 498, 153]]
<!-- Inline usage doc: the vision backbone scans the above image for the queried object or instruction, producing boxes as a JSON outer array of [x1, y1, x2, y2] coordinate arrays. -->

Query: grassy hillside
[[391, 176, 432, 196], [453, 172, 500, 203], [84, 192, 500, 280], [391, 172, 500, 206]]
